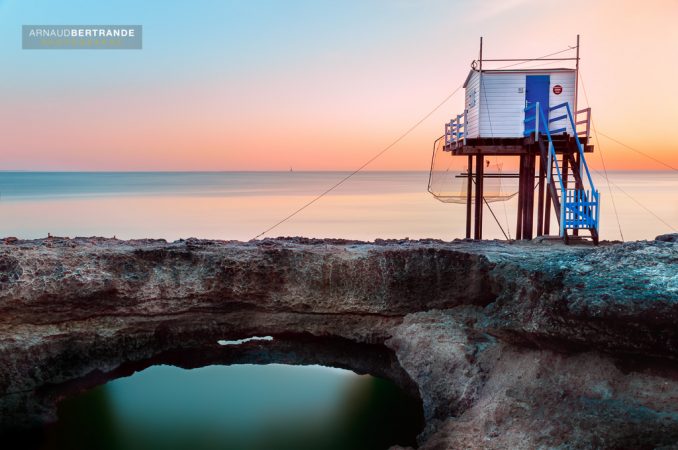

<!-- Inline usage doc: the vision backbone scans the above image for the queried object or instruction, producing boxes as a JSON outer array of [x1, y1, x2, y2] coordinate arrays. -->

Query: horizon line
[[1, 169, 676, 173]]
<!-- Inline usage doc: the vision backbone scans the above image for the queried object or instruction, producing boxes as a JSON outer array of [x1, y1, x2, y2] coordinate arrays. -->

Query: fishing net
[[428, 136, 519, 204]]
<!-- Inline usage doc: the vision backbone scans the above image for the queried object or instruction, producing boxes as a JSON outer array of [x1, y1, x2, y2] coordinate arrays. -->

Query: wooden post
[[475, 38, 484, 240], [574, 34, 580, 113], [573, 35, 581, 235], [472, 37, 484, 241], [524, 153, 535, 239], [544, 186, 552, 235], [562, 153, 570, 195], [537, 153, 545, 236], [516, 155, 524, 239], [573, 151, 580, 237], [466, 155, 473, 238], [479, 37, 483, 72], [474, 154, 484, 239]]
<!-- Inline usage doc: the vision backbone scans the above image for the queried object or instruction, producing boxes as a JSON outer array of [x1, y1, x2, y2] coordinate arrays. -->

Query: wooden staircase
[[526, 102, 600, 244]]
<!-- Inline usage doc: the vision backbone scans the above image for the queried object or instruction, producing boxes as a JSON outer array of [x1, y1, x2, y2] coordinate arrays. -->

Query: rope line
[[591, 170, 677, 233], [252, 84, 464, 240], [254, 45, 582, 240], [518, 59, 566, 70], [489, 46, 575, 70], [490, 45, 583, 240], [427, 135, 445, 193], [479, 71, 512, 239], [470, 177, 510, 240], [579, 71, 625, 242], [498, 161, 512, 240], [484, 197, 510, 240], [596, 132, 678, 172], [581, 71, 676, 235]]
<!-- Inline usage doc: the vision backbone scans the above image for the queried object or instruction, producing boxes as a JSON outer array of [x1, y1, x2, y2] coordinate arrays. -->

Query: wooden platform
[[445, 135, 593, 155]]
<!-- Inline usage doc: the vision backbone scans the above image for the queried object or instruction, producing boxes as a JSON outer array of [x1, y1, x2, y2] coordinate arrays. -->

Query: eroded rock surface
[[0, 236, 677, 449]]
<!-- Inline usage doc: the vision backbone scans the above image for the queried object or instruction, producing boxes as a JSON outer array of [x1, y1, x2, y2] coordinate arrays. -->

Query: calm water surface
[[40, 364, 423, 450], [0, 171, 675, 241]]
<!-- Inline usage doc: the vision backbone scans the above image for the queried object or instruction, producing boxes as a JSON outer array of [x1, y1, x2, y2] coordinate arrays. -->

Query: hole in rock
[[35, 363, 424, 450]]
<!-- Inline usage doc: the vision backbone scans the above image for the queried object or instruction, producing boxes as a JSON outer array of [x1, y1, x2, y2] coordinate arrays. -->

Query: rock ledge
[[1, 236, 677, 448]]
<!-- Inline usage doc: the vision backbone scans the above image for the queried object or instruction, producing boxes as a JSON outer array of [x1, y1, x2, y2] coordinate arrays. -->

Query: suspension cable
[[596, 132, 678, 172], [579, 71, 625, 242], [488, 46, 576, 70], [479, 66, 513, 239], [591, 170, 676, 233], [253, 45, 583, 240], [582, 71, 676, 235], [252, 84, 464, 240], [428, 135, 445, 194], [484, 198, 510, 240], [470, 177, 510, 240]]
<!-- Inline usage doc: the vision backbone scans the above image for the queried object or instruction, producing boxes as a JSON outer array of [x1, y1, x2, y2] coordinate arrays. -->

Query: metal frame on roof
[[464, 35, 581, 109], [462, 68, 576, 88]]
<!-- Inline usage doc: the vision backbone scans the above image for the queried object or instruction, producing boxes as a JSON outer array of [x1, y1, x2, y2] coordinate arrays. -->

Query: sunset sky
[[0, 0, 676, 171]]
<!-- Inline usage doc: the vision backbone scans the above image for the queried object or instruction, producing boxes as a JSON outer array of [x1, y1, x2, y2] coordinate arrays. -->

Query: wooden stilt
[[544, 187, 552, 235], [466, 155, 473, 239], [537, 153, 545, 236], [474, 154, 484, 240], [544, 143, 552, 235], [516, 154, 524, 239], [561, 153, 570, 241], [522, 154, 528, 239], [524, 154, 535, 239]]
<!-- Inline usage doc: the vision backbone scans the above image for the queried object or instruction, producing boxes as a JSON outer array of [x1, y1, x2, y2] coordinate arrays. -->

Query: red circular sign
[[553, 84, 563, 95]]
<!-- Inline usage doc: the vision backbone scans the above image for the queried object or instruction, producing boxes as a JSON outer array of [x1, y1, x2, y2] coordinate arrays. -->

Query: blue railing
[[444, 110, 467, 149], [523, 102, 599, 237], [563, 188, 598, 229]]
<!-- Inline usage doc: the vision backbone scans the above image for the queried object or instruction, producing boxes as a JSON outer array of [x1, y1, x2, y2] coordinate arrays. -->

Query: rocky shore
[[1, 235, 677, 449]]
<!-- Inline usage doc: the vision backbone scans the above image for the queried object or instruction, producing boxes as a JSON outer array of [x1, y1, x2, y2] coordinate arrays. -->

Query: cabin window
[[466, 88, 477, 108]]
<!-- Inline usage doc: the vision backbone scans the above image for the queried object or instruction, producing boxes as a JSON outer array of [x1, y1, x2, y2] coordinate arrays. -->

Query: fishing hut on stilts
[[429, 36, 600, 244]]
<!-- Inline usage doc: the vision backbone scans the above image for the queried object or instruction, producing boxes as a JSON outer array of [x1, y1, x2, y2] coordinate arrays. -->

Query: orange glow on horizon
[[0, 0, 676, 172]]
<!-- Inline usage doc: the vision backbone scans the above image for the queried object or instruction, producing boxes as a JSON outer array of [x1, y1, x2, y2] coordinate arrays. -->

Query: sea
[[0, 171, 675, 242]]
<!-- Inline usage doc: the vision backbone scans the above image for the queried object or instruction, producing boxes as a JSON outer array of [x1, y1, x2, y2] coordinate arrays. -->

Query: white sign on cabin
[[463, 68, 576, 138]]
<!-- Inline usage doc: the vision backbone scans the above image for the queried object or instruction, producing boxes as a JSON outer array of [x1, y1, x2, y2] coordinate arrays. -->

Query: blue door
[[525, 75, 550, 135]]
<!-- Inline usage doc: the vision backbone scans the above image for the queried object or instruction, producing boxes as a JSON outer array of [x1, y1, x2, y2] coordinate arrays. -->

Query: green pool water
[[38, 364, 423, 450]]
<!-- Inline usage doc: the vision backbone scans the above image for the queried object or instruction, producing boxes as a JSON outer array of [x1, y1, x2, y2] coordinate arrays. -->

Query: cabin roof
[[462, 68, 576, 88]]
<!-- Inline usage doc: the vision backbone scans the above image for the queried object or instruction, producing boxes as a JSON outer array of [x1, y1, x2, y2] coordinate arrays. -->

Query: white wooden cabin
[[463, 68, 576, 138]]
